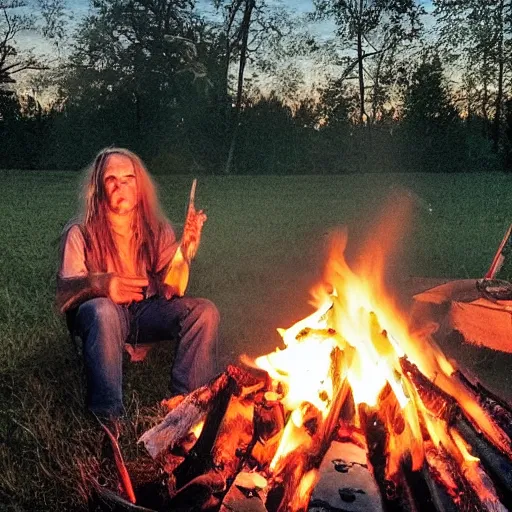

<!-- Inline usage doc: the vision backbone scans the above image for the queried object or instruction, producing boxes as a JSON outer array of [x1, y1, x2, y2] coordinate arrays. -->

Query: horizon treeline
[[1, 0, 512, 174]]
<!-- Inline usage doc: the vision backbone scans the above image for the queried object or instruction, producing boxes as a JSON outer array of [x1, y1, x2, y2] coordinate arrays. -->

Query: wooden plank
[[309, 441, 384, 512], [219, 471, 268, 512]]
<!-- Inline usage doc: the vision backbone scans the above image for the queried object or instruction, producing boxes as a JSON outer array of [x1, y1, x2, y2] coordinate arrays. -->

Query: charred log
[[266, 449, 312, 512], [251, 392, 286, 469], [357, 404, 408, 511], [210, 395, 255, 487], [173, 376, 238, 488], [452, 415, 512, 508], [424, 443, 490, 512], [399, 460, 460, 512], [400, 358, 512, 460], [400, 358, 458, 423], [168, 471, 225, 511], [140, 366, 263, 461], [454, 370, 512, 442], [254, 392, 286, 445]]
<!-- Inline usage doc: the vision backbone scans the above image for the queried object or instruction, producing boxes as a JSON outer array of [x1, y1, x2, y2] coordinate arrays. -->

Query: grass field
[[2, 170, 512, 510]]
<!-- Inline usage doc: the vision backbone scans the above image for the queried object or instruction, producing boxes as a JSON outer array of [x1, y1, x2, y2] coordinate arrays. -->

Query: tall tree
[[402, 53, 457, 125], [434, 0, 512, 151], [401, 53, 462, 171], [0, 0, 64, 86], [213, 0, 296, 173], [214, 0, 256, 174], [313, 0, 424, 124], [54, 0, 224, 165]]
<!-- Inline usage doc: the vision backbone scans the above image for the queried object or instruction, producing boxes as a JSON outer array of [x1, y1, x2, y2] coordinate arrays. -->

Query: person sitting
[[56, 147, 219, 420]]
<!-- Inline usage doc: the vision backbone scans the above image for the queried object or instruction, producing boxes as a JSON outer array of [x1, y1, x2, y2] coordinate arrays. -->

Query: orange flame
[[290, 469, 318, 511], [249, 190, 510, 506]]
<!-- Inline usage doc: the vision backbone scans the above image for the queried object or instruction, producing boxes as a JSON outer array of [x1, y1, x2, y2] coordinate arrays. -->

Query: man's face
[[103, 154, 139, 215]]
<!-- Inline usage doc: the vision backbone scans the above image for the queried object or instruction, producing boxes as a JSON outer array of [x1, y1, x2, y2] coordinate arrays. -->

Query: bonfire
[[96, 194, 512, 512]]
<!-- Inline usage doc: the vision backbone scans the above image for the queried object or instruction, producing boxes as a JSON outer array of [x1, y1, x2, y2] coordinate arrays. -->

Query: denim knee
[[77, 297, 118, 324], [191, 298, 220, 328], [75, 298, 127, 343]]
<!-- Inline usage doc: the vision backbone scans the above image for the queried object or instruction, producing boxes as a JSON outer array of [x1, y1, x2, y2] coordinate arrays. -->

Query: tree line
[[1, 0, 512, 174]]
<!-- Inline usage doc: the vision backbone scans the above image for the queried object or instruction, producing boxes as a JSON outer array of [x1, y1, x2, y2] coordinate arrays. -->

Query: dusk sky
[[58, 0, 321, 22], [18, 0, 332, 63], [63, 0, 433, 17], [20, 0, 326, 53], [52, 0, 434, 32], [20, 0, 434, 52], [64, 0, 324, 17], [15, 0, 434, 93]]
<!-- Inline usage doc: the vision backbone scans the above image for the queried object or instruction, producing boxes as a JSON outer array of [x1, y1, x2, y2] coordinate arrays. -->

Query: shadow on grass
[[0, 334, 178, 511]]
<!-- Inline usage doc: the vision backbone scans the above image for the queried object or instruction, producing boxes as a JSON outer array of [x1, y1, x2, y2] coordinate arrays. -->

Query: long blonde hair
[[80, 147, 167, 274]]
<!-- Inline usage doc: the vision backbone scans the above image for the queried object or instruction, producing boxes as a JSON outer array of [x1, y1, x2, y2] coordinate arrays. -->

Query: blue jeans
[[72, 296, 219, 418]]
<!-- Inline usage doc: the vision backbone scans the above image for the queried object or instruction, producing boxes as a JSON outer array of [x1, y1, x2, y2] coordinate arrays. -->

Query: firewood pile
[[92, 349, 512, 512]]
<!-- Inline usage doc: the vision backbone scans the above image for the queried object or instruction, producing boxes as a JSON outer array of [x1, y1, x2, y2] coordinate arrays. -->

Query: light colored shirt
[[57, 222, 179, 312]]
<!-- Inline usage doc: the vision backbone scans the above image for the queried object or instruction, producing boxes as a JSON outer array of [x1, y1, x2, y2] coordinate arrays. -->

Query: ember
[[103, 196, 512, 511]]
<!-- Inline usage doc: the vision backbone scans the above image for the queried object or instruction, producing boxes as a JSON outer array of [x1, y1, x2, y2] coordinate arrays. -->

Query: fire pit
[[92, 218, 512, 512]]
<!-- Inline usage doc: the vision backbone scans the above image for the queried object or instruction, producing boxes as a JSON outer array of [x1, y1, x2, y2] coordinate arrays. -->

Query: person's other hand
[[182, 207, 207, 261], [109, 276, 148, 304]]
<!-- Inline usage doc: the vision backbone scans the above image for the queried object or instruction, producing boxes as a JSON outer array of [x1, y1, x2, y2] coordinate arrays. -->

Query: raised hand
[[182, 205, 207, 262], [109, 276, 149, 304]]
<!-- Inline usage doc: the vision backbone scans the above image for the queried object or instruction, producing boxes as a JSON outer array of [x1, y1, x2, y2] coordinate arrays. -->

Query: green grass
[[1, 170, 512, 510]]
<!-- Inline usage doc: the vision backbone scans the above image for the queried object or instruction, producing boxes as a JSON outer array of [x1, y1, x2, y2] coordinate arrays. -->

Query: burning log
[[139, 371, 232, 459], [399, 358, 512, 459], [137, 366, 266, 511], [139, 366, 263, 461], [318, 347, 352, 452], [452, 415, 512, 508], [208, 394, 255, 485], [167, 471, 225, 511], [251, 392, 286, 468], [253, 392, 285, 444], [357, 404, 428, 512], [454, 370, 512, 441], [356, 403, 406, 510], [265, 402, 324, 512], [399, 360, 510, 510], [400, 460, 460, 512], [357, 389, 446, 512], [173, 378, 236, 488], [399, 358, 457, 423], [423, 441, 505, 512], [173, 367, 264, 489], [309, 440, 384, 512]]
